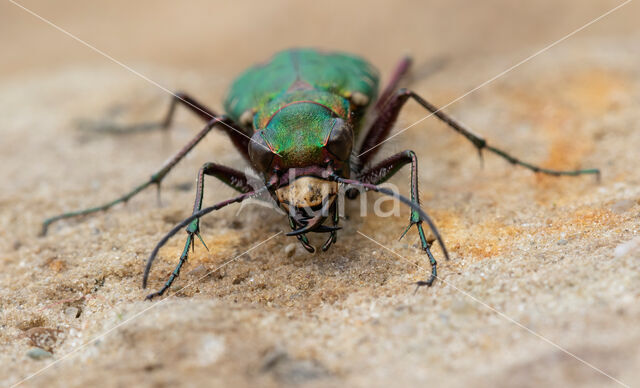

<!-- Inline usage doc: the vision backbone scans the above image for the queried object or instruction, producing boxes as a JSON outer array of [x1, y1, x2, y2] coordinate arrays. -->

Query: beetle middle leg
[[42, 116, 249, 235], [358, 89, 600, 178], [144, 162, 252, 299], [357, 150, 440, 287]]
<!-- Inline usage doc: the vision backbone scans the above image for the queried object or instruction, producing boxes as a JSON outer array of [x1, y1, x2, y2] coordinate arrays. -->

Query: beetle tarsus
[[145, 290, 164, 301], [413, 279, 435, 295], [321, 233, 337, 251]]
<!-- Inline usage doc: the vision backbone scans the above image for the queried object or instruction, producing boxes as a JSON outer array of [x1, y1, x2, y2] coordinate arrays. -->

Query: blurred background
[[2, 1, 639, 387], [1, 0, 637, 81]]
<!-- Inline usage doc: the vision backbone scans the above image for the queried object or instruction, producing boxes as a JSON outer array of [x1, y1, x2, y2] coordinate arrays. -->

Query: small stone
[[64, 307, 80, 319], [26, 347, 53, 360], [557, 239, 569, 246], [614, 237, 640, 258], [187, 264, 207, 278], [610, 199, 635, 214], [24, 327, 62, 352], [284, 243, 297, 257]]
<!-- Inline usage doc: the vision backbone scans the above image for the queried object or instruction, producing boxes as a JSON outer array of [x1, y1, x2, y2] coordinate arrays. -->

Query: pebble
[[614, 237, 640, 258], [187, 264, 207, 278], [24, 327, 61, 352], [64, 307, 80, 319], [26, 347, 52, 360], [610, 199, 636, 214]]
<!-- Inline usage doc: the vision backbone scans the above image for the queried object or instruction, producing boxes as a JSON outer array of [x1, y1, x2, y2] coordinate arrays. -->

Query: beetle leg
[[160, 92, 219, 127], [375, 56, 413, 112], [288, 216, 315, 253], [145, 162, 252, 299], [357, 150, 439, 288], [42, 117, 245, 235], [321, 201, 339, 251], [81, 92, 253, 161], [359, 89, 600, 178], [160, 93, 253, 160], [83, 92, 218, 134]]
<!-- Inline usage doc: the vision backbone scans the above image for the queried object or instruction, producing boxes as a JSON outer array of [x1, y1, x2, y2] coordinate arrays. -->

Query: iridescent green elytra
[[225, 49, 378, 130], [43, 48, 599, 299]]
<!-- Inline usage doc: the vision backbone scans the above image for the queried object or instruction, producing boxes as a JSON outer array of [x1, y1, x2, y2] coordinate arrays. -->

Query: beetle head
[[275, 174, 338, 235], [248, 102, 351, 235], [248, 102, 353, 174]]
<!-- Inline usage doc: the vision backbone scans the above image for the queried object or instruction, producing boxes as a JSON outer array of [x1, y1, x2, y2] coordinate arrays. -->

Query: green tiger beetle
[[42, 48, 599, 300]]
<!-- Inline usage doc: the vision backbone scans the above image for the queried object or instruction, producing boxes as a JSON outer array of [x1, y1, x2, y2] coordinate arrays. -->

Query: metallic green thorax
[[262, 101, 337, 168], [224, 49, 379, 170]]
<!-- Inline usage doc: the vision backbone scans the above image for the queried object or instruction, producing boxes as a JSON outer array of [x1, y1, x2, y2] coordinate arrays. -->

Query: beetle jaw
[[275, 176, 338, 211], [275, 176, 339, 236]]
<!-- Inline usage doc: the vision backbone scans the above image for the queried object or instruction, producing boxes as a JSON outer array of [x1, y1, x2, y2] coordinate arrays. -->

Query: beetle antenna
[[143, 185, 272, 288], [328, 175, 450, 262]]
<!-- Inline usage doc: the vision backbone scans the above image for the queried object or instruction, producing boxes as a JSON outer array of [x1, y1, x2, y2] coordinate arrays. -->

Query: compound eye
[[324, 118, 353, 161], [248, 131, 275, 172]]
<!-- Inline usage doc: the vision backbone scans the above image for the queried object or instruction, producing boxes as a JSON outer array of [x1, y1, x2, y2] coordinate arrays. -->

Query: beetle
[[42, 48, 599, 299]]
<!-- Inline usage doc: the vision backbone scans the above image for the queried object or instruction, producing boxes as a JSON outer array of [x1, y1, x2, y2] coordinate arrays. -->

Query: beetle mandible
[[42, 48, 599, 299]]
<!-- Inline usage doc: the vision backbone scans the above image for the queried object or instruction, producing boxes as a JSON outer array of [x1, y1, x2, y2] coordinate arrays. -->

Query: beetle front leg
[[145, 162, 251, 299], [321, 201, 339, 251], [357, 150, 439, 287], [288, 217, 315, 253]]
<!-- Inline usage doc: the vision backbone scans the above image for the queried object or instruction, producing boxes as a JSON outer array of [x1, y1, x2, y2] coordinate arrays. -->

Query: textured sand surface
[[1, 1, 639, 387]]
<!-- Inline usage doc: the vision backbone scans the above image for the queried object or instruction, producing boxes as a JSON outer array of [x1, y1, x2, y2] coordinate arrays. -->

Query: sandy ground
[[1, 1, 640, 387]]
